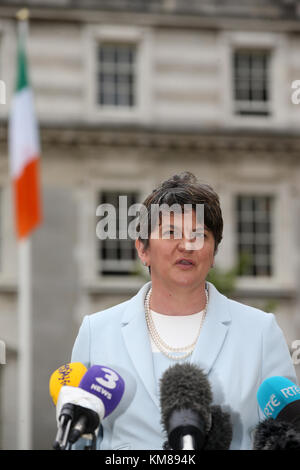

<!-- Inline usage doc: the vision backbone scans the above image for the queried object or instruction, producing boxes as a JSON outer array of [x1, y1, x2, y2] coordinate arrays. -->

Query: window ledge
[[235, 277, 297, 299], [83, 276, 297, 298], [0, 278, 17, 294], [83, 275, 149, 295]]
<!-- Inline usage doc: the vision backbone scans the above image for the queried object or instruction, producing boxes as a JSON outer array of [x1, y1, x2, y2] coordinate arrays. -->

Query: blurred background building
[[0, 0, 300, 450]]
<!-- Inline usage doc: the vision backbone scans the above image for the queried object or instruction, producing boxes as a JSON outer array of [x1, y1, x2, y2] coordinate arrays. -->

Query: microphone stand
[[53, 404, 75, 450], [83, 432, 97, 450], [53, 431, 97, 450], [181, 434, 195, 450]]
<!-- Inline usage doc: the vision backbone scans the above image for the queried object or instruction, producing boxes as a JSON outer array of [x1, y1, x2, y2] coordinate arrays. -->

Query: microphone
[[55, 384, 103, 449], [253, 376, 300, 450], [49, 362, 87, 405], [67, 364, 126, 446], [49, 362, 87, 450], [160, 363, 232, 450], [253, 417, 300, 450], [202, 405, 233, 450]]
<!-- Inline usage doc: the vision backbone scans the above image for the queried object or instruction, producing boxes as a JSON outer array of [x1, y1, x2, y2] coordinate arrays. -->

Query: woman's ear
[[135, 239, 149, 267]]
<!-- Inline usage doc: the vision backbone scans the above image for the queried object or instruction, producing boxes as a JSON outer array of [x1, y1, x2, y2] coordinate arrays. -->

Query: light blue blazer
[[71, 281, 297, 450]]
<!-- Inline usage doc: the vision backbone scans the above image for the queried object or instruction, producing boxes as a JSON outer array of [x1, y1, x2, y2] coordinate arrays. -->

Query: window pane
[[233, 50, 270, 116], [97, 43, 136, 108], [97, 191, 139, 275], [236, 195, 273, 277]]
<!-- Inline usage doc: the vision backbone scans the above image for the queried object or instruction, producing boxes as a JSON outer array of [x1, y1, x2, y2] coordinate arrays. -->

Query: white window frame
[[233, 49, 271, 117], [217, 181, 296, 293], [83, 24, 153, 124], [235, 193, 274, 278], [97, 190, 140, 276], [97, 43, 137, 108], [219, 31, 289, 129]]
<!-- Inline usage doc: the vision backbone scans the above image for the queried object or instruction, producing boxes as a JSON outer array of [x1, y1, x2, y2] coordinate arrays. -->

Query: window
[[233, 50, 271, 116], [97, 43, 136, 108], [97, 191, 139, 276], [236, 195, 274, 277], [85, 24, 152, 122]]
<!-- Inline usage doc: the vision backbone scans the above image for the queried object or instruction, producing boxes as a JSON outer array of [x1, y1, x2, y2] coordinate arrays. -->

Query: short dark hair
[[138, 171, 223, 253]]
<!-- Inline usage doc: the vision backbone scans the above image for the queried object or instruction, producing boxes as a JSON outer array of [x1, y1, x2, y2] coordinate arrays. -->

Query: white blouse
[[148, 308, 205, 352]]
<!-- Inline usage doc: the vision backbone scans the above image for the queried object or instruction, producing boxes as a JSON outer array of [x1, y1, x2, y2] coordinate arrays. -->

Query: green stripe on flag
[[16, 38, 29, 92]]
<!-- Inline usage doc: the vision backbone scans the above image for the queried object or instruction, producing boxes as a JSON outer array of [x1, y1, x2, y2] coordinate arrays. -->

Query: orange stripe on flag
[[13, 156, 42, 239]]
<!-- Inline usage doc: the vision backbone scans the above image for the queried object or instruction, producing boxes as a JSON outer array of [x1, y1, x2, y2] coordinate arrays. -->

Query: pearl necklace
[[144, 286, 209, 361]]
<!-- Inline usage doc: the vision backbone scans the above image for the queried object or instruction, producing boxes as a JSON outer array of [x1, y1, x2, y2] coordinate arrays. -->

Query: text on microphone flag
[[257, 376, 300, 419]]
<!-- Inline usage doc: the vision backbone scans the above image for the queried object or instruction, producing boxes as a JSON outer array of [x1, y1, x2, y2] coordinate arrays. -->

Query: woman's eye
[[163, 230, 179, 238], [191, 232, 204, 238]]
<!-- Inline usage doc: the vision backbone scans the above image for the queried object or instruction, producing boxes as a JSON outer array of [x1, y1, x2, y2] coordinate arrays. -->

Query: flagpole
[[18, 237, 32, 450], [16, 8, 32, 450]]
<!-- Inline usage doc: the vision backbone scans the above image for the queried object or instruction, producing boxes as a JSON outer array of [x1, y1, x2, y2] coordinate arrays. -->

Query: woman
[[71, 172, 297, 450]]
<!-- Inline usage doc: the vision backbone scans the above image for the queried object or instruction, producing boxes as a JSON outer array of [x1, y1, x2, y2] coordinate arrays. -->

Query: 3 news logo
[[0, 340, 6, 364]]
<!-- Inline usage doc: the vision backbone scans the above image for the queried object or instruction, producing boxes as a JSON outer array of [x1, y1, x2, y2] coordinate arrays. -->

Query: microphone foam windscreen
[[49, 362, 87, 405], [202, 405, 232, 450], [79, 365, 125, 418], [253, 417, 300, 450], [257, 376, 300, 419], [55, 385, 106, 423], [159, 363, 213, 433]]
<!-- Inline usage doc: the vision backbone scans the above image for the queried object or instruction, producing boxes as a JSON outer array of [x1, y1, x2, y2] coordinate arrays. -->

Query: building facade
[[0, 0, 300, 449]]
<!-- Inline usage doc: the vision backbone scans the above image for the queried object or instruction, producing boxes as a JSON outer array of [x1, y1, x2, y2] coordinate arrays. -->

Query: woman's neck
[[149, 280, 208, 316]]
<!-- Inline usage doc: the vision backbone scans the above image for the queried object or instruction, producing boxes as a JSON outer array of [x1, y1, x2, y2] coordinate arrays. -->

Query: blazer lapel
[[191, 282, 231, 374], [121, 282, 160, 409]]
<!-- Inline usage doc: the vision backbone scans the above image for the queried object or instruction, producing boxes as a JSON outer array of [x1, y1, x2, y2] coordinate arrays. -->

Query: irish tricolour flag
[[9, 26, 42, 239]]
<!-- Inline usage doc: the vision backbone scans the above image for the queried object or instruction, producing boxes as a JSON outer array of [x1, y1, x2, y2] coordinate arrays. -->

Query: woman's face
[[135, 209, 215, 291]]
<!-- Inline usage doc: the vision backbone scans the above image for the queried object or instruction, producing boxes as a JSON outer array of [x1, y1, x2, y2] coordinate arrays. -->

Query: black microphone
[[53, 402, 76, 450], [203, 405, 233, 450], [253, 417, 300, 450], [66, 364, 125, 446], [160, 363, 232, 450], [49, 362, 88, 450], [67, 364, 137, 448], [54, 385, 101, 450]]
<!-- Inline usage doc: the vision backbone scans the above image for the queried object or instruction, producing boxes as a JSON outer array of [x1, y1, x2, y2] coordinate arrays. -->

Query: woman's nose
[[177, 235, 194, 252], [177, 233, 203, 251]]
